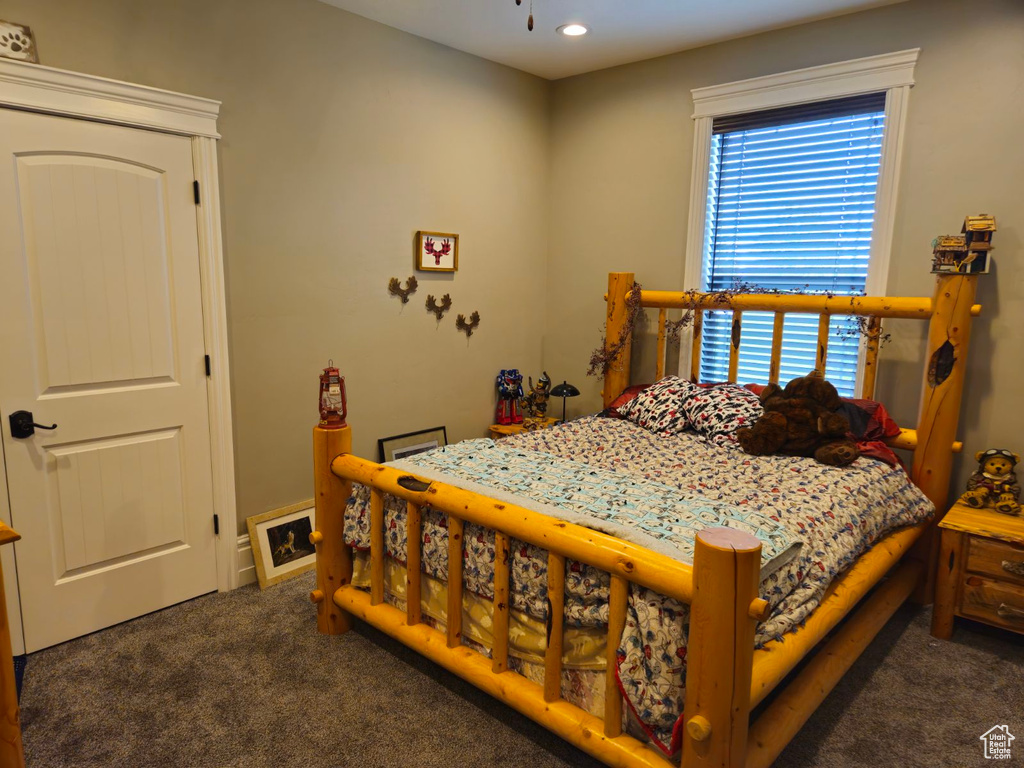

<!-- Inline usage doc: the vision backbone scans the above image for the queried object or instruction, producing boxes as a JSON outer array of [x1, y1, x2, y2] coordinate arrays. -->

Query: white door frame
[[0, 60, 238, 642]]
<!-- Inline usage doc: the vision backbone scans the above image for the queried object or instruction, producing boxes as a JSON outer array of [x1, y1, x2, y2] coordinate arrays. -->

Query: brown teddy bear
[[736, 372, 860, 467], [959, 449, 1021, 515]]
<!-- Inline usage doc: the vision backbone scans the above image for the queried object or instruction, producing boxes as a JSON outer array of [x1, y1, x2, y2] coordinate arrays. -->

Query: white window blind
[[699, 93, 887, 396]]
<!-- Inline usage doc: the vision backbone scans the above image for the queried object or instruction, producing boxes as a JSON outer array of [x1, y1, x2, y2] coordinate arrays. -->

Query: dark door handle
[[8, 411, 58, 439]]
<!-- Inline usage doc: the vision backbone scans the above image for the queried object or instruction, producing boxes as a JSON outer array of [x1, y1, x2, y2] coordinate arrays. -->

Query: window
[[699, 94, 886, 395], [684, 51, 919, 397]]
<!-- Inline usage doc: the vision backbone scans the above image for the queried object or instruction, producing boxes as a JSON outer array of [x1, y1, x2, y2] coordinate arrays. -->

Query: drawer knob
[[1002, 560, 1024, 578], [997, 603, 1024, 621]]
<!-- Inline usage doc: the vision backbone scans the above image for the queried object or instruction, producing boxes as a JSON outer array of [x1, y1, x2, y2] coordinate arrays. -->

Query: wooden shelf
[[489, 417, 559, 439]]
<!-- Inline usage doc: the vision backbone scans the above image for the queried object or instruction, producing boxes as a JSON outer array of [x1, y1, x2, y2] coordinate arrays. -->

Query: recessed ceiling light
[[557, 24, 588, 37]]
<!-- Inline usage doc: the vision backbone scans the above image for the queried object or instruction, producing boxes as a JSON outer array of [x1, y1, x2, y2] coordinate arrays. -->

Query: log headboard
[[601, 270, 981, 518]]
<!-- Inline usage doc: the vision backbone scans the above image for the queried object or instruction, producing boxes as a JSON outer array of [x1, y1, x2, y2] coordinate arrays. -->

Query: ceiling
[[318, 0, 904, 80]]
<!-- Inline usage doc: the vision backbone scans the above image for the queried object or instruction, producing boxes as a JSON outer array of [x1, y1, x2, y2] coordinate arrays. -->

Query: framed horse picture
[[246, 500, 316, 589], [415, 231, 459, 272]]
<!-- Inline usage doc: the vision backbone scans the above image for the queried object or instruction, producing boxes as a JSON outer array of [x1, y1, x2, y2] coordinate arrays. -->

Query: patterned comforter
[[343, 416, 933, 754], [389, 438, 803, 577]]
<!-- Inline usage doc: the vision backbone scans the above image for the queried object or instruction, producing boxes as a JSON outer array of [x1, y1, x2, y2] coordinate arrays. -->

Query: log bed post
[[0, 524, 23, 768], [313, 425, 354, 634], [910, 272, 979, 603], [603, 272, 636, 408], [682, 528, 761, 768]]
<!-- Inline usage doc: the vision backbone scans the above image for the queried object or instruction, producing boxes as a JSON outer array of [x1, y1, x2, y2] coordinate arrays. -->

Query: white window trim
[[679, 49, 919, 381]]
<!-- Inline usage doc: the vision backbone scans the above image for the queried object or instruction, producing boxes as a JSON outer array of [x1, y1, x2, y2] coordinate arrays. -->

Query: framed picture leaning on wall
[[247, 500, 316, 589], [379, 426, 447, 462]]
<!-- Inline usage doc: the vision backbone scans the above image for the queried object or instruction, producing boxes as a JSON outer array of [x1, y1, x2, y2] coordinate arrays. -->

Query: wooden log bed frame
[[311, 270, 979, 768]]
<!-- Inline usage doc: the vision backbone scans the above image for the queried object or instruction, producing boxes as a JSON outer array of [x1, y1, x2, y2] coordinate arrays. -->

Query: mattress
[[343, 415, 933, 754]]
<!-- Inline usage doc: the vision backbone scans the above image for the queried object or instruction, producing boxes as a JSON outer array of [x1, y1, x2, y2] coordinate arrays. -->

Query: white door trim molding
[[0, 59, 238, 593], [0, 58, 220, 138], [680, 49, 919, 380], [193, 136, 240, 592]]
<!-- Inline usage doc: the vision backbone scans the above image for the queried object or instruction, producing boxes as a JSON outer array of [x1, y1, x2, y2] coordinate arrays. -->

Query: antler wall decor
[[388, 276, 418, 304], [426, 294, 452, 321], [456, 311, 481, 338], [422, 237, 453, 267]]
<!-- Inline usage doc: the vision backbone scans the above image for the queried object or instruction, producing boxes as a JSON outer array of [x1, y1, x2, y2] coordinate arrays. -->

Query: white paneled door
[[0, 109, 218, 651]]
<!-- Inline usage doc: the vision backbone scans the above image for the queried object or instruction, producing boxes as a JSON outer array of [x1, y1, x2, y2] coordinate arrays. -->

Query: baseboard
[[237, 534, 256, 586]]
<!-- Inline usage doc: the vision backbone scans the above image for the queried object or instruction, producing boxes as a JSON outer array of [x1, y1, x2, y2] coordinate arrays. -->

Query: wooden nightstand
[[488, 417, 559, 440], [932, 503, 1024, 639]]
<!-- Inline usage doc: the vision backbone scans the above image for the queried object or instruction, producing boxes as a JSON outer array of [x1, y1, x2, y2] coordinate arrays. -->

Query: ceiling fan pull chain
[[528, 0, 534, 30]]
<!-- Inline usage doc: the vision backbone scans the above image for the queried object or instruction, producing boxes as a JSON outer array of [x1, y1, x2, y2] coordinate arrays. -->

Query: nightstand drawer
[[961, 576, 1024, 632], [966, 536, 1024, 587], [934, 504, 1024, 640]]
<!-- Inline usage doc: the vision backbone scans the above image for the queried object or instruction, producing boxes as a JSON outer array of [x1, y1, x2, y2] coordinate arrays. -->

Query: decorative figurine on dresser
[[490, 369, 558, 439], [521, 371, 552, 419], [958, 448, 1021, 516], [495, 369, 524, 426]]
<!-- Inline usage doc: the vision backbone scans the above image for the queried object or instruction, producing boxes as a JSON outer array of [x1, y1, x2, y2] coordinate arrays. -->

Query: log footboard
[[312, 439, 932, 768]]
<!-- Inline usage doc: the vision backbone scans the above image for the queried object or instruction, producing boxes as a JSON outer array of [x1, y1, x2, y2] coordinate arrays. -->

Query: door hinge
[[213, 514, 220, 536], [204, 354, 211, 376], [193, 180, 201, 205]]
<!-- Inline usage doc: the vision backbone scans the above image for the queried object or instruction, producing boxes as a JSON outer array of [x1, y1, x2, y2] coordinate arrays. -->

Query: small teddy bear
[[959, 449, 1021, 516], [736, 372, 860, 467]]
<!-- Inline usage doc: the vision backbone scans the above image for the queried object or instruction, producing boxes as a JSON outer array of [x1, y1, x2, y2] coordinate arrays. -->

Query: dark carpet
[[20, 574, 1023, 767]]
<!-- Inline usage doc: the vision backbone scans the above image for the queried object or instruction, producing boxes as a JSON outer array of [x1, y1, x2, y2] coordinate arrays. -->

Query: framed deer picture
[[416, 231, 459, 272]]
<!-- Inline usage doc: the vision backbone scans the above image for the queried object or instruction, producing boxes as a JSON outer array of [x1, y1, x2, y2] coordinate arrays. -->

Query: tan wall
[[8, 0, 1023, 532], [547, 0, 1024, 493], [6, 0, 551, 531]]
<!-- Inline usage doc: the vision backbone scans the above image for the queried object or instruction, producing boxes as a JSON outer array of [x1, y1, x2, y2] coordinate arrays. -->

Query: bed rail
[[633, 289, 981, 317], [330, 454, 698, 604]]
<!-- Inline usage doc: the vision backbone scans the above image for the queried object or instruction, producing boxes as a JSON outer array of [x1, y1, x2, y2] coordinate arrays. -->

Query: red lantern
[[319, 361, 347, 429]]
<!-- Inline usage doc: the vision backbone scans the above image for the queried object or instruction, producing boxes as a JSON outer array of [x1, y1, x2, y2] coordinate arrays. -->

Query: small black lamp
[[550, 381, 580, 423]]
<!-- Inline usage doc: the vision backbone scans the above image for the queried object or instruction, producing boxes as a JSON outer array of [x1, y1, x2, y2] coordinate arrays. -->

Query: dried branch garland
[[587, 281, 644, 376], [836, 316, 893, 346], [587, 280, 891, 377]]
